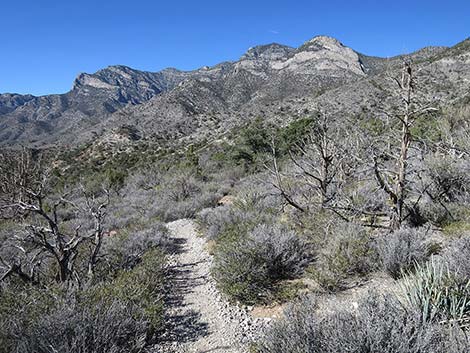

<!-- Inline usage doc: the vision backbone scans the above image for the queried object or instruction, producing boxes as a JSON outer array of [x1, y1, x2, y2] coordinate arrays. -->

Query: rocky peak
[[73, 73, 115, 90], [3, 35, 469, 147], [72, 65, 141, 90], [301, 35, 345, 51], [269, 35, 365, 76], [241, 43, 294, 61]]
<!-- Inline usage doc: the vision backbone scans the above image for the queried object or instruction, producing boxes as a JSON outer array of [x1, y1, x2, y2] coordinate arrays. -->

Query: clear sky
[[1, 0, 469, 96]]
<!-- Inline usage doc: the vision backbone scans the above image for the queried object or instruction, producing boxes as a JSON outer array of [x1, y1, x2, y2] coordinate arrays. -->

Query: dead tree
[[0, 149, 109, 284], [0, 148, 43, 219], [267, 140, 306, 213], [266, 114, 347, 213], [374, 61, 437, 230], [291, 114, 341, 207], [82, 187, 109, 280]]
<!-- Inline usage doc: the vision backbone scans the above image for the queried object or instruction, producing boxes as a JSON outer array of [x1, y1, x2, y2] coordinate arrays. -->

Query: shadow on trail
[[160, 235, 209, 344]]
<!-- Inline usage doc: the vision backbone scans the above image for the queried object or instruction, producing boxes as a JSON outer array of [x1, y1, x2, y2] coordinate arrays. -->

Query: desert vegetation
[[1, 42, 470, 352], [0, 149, 172, 352], [196, 62, 470, 349]]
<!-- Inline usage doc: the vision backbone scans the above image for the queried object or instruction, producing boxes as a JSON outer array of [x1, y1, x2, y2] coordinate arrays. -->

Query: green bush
[[276, 117, 314, 155], [228, 118, 272, 170], [93, 248, 166, 333], [220, 116, 315, 171]]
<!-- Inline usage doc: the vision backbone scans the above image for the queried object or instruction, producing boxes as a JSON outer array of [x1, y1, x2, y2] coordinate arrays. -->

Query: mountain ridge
[[1, 36, 468, 147]]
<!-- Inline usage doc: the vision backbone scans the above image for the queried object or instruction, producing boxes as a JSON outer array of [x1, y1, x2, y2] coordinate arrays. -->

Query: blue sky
[[1, 0, 469, 96]]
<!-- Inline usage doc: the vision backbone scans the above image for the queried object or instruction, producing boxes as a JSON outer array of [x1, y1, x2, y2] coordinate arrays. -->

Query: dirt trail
[[157, 219, 266, 353]]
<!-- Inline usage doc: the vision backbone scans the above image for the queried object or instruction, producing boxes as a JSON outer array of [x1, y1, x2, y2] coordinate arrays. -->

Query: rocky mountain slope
[[0, 35, 468, 147]]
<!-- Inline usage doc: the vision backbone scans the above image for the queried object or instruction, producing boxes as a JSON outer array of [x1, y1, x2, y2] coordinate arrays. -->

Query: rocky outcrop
[[272, 36, 365, 76]]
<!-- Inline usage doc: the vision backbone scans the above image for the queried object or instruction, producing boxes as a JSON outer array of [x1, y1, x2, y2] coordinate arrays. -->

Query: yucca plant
[[400, 258, 470, 328]]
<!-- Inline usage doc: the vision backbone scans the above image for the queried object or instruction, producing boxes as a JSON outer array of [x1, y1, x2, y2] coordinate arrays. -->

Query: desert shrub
[[345, 179, 389, 216], [400, 259, 470, 325], [234, 178, 283, 212], [376, 227, 432, 279], [441, 235, 470, 281], [308, 222, 377, 291], [425, 155, 470, 203], [107, 167, 224, 224], [0, 249, 166, 353], [213, 223, 313, 304], [106, 179, 157, 229], [418, 155, 470, 226], [198, 205, 246, 240], [197, 177, 282, 241], [419, 200, 470, 228], [162, 187, 222, 222], [443, 218, 470, 238], [152, 169, 225, 222], [0, 283, 58, 352], [197, 203, 272, 241], [258, 292, 469, 353], [93, 248, 166, 333], [9, 296, 149, 353], [99, 221, 169, 277], [418, 200, 454, 226]]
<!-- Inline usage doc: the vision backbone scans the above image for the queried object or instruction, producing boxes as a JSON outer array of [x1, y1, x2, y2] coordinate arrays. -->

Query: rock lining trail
[[157, 219, 268, 353]]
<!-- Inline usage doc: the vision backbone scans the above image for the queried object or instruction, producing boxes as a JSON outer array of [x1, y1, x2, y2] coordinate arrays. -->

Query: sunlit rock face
[[271, 36, 365, 77]]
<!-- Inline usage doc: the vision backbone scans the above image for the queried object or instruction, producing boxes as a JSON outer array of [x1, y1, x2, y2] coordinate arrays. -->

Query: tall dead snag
[[0, 149, 109, 284], [374, 61, 437, 230]]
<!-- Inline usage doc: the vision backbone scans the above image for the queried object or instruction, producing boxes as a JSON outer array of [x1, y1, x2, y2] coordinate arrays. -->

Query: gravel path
[[157, 219, 267, 353]]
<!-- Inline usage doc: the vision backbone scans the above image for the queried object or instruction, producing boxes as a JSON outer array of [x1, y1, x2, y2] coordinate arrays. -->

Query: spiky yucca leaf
[[400, 259, 470, 327]]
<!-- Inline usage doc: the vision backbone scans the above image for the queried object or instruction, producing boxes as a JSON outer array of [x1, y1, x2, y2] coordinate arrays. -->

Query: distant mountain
[[1, 35, 468, 147], [0, 65, 195, 145]]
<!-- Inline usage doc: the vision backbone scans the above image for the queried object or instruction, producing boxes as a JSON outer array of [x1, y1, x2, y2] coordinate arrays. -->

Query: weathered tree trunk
[[56, 254, 71, 282], [374, 61, 422, 231], [390, 62, 413, 230]]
